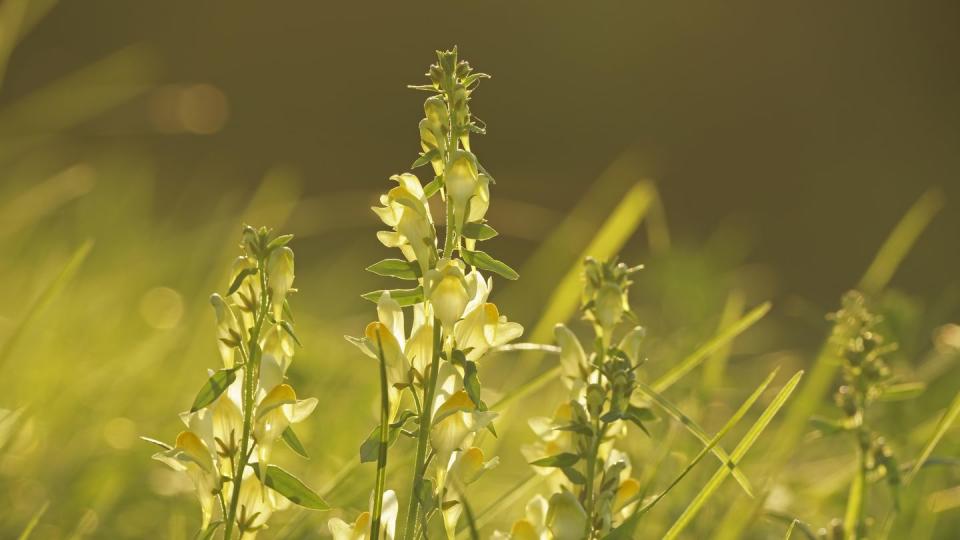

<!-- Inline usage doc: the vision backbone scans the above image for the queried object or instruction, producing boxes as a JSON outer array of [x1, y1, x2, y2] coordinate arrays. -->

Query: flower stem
[[401, 321, 442, 540], [583, 415, 604, 539], [223, 260, 270, 540], [371, 333, 390, 539]]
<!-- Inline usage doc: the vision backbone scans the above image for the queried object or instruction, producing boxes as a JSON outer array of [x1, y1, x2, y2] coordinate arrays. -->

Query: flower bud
[[268, 246, 294, 317], [425, 259, 470, 330]]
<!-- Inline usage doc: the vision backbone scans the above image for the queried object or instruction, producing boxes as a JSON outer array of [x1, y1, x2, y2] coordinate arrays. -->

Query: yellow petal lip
[[258, 383, 297, 418]]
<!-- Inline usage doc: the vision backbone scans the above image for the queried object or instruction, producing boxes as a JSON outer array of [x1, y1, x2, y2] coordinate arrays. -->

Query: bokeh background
[[0, 1, 958, 538]]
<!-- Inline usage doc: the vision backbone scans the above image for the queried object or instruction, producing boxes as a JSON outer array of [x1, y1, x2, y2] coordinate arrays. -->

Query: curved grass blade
[[662, 370, 804, 540]]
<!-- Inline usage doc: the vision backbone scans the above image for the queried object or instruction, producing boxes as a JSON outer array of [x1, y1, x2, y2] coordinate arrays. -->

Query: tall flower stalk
[[146, 226, 328, 540], [342, 47, 522, 540], [497, 258, 649, 540], [815, 291, 901, 540]]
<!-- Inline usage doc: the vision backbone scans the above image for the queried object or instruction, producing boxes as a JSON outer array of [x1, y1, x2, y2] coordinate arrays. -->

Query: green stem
[[401, 321, 442, 540], [582, 416, 604, 539], [223, 261, 270, 540], [371, 333, 391, 539]]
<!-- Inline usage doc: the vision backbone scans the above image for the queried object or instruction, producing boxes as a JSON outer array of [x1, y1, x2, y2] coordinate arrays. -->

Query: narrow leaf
[[366, 259, 420, 280], [227, 267, 257, 296], [461, 222, 499, 241], [249, 463, 328, 510], [282, 427, 309, 459], [267, 234, 294, 251], [190, 368, 239, 412], [361, 287, 424, 306], [16, 501, 49, 540], [196, 521, 223, 540], [461, 250, 518, 280], [530, 452, 580, 468]]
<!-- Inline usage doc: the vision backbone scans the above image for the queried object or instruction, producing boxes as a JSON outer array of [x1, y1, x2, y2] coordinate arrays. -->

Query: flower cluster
[[499, 258, 648, 540], [343, 48, 522, 540], [819, 290, 901, 539], [147, 226, 326, 539]]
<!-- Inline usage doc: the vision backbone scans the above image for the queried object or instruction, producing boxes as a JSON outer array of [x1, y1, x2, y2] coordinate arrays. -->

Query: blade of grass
[[0, 239, 94, 370], [652, 301, 771, 393], [634, 378, 760, 498], [16, 500, 49, 540], [702, 290, 746, 391], [858, 188, 944, 294], [457, 474, 542, 537], [608, 368, 780, 539], [906, 392, 960, 486], [662, 370, 804, 540]]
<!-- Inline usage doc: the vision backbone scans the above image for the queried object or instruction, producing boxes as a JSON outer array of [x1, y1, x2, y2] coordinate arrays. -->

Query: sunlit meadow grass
[[0, 25, 957, 540]]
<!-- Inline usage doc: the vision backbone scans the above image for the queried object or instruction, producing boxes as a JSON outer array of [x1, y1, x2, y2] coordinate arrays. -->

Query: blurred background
[[0, 1, 957, 538]]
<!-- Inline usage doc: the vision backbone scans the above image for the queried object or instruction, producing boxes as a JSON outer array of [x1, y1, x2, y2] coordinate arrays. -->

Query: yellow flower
[[372, 173, 437, 275], [454, 302, 523, 360], [491, 495, 549, 540], [425, 259, 471, 331], [210, 293, 242, 368], [234, 472, 275, 539], [328, 490, 398, 540], [445, 150, 482, 233], [153, 431, 220, 529], [431, 390, 497, 458], [268, 246, 294, 318], [253, 383, 318, 473], [553, 324, 587, 391], [546, 491, 587, 540]]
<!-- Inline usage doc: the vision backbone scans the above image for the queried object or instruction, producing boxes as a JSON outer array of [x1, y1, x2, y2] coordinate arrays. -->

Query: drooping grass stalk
[[223, 257, 270, 540], [371, 333, 390, 539], [401, 322, 442, 540]]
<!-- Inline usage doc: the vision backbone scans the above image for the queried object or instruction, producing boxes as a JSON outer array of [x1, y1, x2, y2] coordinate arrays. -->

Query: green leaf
[[366, 259, 420, 280], [248, 463, 329, 510], [279, 320, 302, 347], [361, 287, 424, 306], [359, 424, 402, 463], [411, 148, 440, 169], [282, 427, 309, 459], [461, 222, 498, 241], [227, 267, 257, 296], [267, 234, 294, 251], [530, 452, 580, 468], [423, 177, 443, 198], [561, 466, 586, 485], [194, 521, 222, 540], [190, 367, 240, 412], [661, 370, 804, 540], [464, 361, 482, 406], [461, 249, 518, 280]]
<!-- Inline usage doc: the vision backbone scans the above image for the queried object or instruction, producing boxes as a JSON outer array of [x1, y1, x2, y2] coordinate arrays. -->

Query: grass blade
[[662, 370, 804, 540], [652, 301, 771, 392], [0, 239, 93, 370], [906, 392, 960, 486], [607, 368, 780, 538], [16, 501, 49, 540], [634, 378, 761, 498], [858, 188, 944, 294]]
